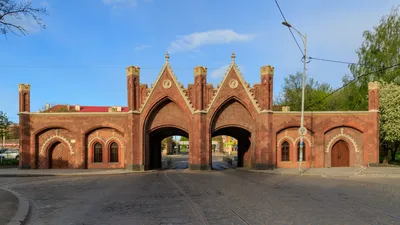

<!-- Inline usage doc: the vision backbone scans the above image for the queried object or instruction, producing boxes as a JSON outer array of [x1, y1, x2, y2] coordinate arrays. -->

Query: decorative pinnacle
[[231, 52, 236, 62], [165, 52, 170, 62], [368, 81, 379, 90], [18, 84, 31, 92]]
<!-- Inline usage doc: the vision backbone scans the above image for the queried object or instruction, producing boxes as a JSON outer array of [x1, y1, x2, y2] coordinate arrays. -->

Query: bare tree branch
[[0, 0, 47, 37]]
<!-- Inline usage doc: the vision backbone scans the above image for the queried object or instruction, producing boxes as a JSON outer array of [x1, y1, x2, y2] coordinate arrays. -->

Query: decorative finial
[[231, 52, 236, 63], [165, 52, 170, 62]]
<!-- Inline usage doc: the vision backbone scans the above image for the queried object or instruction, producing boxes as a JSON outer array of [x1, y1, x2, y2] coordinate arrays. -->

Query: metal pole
[[299, 34, 307, 175]]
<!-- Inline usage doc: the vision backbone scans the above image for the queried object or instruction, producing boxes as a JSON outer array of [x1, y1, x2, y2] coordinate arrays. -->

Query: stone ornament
[[163, 79, 172, 89], [325, 128, 359, 153], [229, 79, 238, 89]]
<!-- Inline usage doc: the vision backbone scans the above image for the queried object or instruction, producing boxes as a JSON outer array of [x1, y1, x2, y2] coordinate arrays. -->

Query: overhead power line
[[274, 0, 304, 56], [308, 57, 358, 65], [0, 65, 222, 70], [306, 63, 400, 110]]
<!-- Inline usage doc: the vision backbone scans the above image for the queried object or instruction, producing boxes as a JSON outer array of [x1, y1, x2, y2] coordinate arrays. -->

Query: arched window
[[109, 142, 119, 163], [281, 141, 290, 161], [94, 142, 103, 163], [297, 142, 306, 161]]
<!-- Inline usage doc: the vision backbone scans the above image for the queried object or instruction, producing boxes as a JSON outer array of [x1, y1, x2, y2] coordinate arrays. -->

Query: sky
[[0, 0, 399, 123]]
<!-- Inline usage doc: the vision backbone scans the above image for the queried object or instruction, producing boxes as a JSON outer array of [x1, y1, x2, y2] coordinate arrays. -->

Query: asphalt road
[[2, 169, 400, 225]]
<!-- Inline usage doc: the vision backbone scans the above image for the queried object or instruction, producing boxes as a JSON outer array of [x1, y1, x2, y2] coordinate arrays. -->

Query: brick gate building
[[18, 53, 380, 170]]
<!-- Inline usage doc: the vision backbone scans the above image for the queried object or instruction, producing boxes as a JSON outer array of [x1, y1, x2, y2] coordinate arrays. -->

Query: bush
[[0, 158, 19, 166]]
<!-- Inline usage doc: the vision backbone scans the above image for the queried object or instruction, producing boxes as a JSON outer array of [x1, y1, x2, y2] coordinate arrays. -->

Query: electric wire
[[306, 63, 400, 110], [273, 0, 304, 56], [308, 57, 358, 65]]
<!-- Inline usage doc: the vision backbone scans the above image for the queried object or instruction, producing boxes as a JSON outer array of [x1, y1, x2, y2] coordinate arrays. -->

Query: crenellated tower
[[127, 66, 141, 111], [260, 65, 274, 110], [18, 84, 31, 112], [193, 66, 208, 111], [368, 81, 379, 111]]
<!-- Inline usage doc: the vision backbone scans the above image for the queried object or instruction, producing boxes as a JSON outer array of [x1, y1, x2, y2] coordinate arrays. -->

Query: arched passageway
[[212, 127, 251, 168], [146, 127, 189, 170]]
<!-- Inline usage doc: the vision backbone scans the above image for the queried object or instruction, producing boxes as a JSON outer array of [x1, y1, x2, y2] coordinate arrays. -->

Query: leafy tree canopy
[[276, 72, 334, 111]]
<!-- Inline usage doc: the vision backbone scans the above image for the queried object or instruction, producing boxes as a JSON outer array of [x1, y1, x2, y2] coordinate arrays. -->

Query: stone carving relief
[[163, 79, 172, 89], [229, 79, 238, 89], [39, 129, 74, 156], [325, 128, 359, 153]]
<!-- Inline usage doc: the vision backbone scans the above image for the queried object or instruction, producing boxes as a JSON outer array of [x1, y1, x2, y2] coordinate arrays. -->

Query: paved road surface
[[2, 169, 400, 225], [167, 154, 231, 170], [0, 188, 18, 225]]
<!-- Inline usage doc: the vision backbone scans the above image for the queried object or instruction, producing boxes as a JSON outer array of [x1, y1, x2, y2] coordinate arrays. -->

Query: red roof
[[46, 105, 128, 113], [79, 106, 129, 112]]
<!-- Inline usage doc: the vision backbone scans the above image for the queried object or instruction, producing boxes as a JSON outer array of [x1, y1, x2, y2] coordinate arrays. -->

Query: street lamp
[[282, 21, 308, 175]]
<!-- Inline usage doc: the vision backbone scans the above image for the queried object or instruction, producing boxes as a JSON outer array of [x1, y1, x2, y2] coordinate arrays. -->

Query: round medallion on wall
[[229, 79, 238, 89], [163, 79, 172, 89]]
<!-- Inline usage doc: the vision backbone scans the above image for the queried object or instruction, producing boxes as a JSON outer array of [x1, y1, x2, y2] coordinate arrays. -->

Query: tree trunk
[[391, 143, 399, 162], [382, 145, 389, 165]]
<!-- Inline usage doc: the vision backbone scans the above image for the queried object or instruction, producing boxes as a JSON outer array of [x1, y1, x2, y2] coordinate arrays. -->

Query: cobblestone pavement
[[2, 170, 400, 225]]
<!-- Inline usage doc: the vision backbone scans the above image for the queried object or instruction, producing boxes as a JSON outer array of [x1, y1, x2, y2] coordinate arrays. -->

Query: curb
[[0, 170, 154, 177], [241, 169, 400, 179], [0, 188, 31, 225]]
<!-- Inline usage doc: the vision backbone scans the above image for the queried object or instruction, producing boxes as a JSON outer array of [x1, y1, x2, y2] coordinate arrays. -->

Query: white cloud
[[211, 64, 229, 79], [210, 64, 244, 79], [210, 64, 245, 79], [168, 30, 255, 53], [135, 44, 151, 51], [103, 0, 137, 8]]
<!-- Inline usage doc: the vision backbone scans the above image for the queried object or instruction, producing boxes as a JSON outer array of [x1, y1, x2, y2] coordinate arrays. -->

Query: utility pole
[[282, 21, 308, 175]]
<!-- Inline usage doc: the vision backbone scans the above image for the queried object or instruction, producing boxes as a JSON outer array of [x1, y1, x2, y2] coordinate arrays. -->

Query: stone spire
[[165, 52, 170, 63], [231, 52, 236, 63]]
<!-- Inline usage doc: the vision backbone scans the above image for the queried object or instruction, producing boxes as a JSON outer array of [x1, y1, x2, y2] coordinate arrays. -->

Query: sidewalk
[[243, 167, 400, 178], [0, 168, 144, 177], [0, 188, 18, 225]]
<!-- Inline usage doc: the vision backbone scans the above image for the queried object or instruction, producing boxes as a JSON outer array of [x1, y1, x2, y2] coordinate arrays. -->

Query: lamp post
[[282, 21, 307, 175]]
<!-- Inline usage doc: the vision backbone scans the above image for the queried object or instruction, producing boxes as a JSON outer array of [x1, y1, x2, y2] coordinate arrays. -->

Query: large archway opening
[[212, 127, 251, 168], [146, 127, 189, 170]]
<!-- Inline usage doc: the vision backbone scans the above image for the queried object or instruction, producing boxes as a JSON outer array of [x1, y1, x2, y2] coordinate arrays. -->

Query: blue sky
[[1, 0, 398, 122]]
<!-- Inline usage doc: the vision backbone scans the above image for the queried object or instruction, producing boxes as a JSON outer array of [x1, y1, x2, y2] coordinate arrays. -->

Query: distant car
[[0, 149, 20, 160]]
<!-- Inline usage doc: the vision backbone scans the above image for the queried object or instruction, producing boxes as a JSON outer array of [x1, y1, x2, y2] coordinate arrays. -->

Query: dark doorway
[[331, 140, 350, 167], [146, 127, 189, 170], [212, 127, 251, 168]]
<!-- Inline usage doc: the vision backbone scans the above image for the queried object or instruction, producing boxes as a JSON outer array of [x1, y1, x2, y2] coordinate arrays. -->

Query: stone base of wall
[[189, 164, 211, 170], [127, 164, 145, 171], [19, 164, 31, 169], [253, 163, 275, 170]]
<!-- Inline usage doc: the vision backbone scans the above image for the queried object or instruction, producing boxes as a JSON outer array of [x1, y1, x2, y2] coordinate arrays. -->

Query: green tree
[[0, 111, 12, 147], [276, 72, 334, 111], [180, 136, 189, 142], [345, 6, 400, 110], [379, 82, 400, 163], [0, 0, 47, 36], [5, 123, 18, 139]]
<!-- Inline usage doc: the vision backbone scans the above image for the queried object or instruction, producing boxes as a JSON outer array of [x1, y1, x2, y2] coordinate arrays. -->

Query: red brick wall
[[86, 128, 125, 169], [18, 62, 379, 170], [21, 114, 128, 169], [273, 112, 378, 168]]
